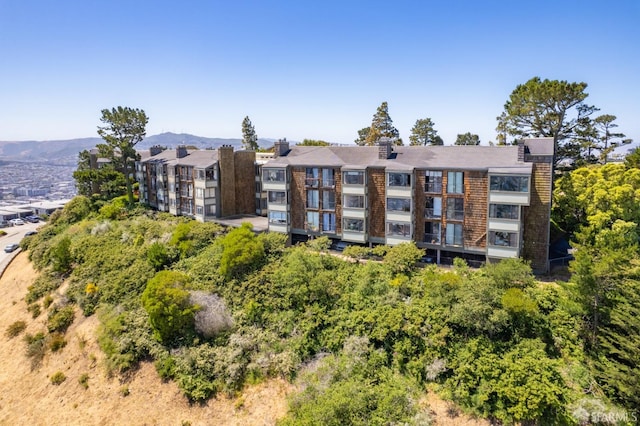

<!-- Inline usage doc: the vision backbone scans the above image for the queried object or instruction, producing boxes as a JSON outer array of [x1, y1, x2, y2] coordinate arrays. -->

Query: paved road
[[0, 221, 41, 276]]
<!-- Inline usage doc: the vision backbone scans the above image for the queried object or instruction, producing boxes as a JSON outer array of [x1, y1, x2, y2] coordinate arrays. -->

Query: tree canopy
[[297, 139, 331, 146], [454, 132, 481, 146], [496, 77, 597, 163], [409, 118, 442, 146], [357, 102, 403, 146], [97, 106, 148, 205], [241, 116, 259, 150]]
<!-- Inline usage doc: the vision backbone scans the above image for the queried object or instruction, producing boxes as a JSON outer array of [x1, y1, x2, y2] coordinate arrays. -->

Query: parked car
[[25, 215, 40, 223], [9, 218, 25, 226], [0, 220, 8, 228], [24, 230, 38, 237], [4, 243, 19, 253]]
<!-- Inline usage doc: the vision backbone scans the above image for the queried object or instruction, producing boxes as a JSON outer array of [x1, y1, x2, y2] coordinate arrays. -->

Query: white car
[[9, 218, 25, 226]]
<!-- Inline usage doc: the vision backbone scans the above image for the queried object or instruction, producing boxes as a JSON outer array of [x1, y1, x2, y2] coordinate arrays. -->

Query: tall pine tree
[[241, 116, 259, 150], [363, 102, 403, 146]]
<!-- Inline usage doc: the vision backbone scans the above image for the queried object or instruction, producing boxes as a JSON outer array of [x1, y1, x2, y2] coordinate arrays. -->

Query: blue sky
[[0, 0, 638, 147]]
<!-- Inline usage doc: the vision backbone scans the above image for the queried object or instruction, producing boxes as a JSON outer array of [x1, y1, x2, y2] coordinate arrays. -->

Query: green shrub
[[147, 242, 176, 271], [342, 245, 372, 260], [141, 271, 198, 345], [49, 332, 67, 352], [24, 332, 47, 369], [28, 303, 41, 319], [218, 223, 265, 279], [5, 320, 27, 338], [78, 373, 90, 389], [50, 371, 66, 385], [42, 295, 54, 309], [47, 305, 75, 333], [26, 271, 63, 304]]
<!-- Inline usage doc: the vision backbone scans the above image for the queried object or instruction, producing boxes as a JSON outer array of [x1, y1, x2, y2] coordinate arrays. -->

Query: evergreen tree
[[363, 102, 403, 146], [354, 126, 370, 146], [454, 132, 481, 146], [241, 116, 259, 150], [409, 118, 442, 145]]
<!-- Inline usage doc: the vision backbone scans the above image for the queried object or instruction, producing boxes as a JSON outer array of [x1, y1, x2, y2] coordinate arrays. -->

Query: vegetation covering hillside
[[14, 161, 640, 425]]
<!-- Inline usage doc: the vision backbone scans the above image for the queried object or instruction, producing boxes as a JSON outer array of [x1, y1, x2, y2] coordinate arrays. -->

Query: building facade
[[136, 145, 257, 222], [262, 138, 554, 273]]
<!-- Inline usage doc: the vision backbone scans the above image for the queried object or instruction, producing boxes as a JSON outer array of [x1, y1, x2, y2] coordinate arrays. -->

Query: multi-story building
[[136, 145, 257, 222], [261, 138, 554, 273]]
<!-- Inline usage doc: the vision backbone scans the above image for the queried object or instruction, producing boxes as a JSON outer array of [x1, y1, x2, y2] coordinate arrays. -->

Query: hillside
[[0, 252, 292, 425], [0, 132, 276, 162]]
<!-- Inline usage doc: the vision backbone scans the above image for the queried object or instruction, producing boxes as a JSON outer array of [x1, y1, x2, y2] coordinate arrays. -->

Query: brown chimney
[[176, 145, 188, 159], [273, 138, 290, 157], [378, 137, 393, 159]]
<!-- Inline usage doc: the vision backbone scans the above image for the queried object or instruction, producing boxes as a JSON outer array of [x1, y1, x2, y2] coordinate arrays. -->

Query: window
[[425, 171, 442, 193], [205, 204, 216, 216], [306, 168, 319, 187], [196, 170, 205, 180], [490, 175, 529, 192], [344, 170, 365, 185], [387, 221, 411, 237], [447, 172, 464, 193], [206, 168, 216, 180], [322, 169, 335, 187], [447, 198, 464, 221], [307, 212, 320, 232], [196, 205, 204, 215], [344, 218, 364, 232], [489, 204, 519, 220], [445, 223, 463, 246], [388, 172, 411, 187], [268, 191, 287, 204], [196, 188, 204, 199], [344, 194, 365, 209], [307, 190, 319, 209], [489, 231, 518, 247], [425, 222, 441, 244], [425, 197, 442, 218], [264, 169, 286, 182], [323, 213, 336, 232], [387, 197, 411, 212], [269, 211, 287, 225], [323, 190, 336, 210]]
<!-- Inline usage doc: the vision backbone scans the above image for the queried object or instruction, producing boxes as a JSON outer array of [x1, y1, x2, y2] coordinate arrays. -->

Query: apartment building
[[262, 138, 554, 273], [136, 145, 257, 222]]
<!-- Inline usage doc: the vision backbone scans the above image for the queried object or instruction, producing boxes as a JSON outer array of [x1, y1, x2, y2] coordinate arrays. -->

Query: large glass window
[[306, 168, 319, 187], [322, 169, 335, 187], [489, 231, 518, 247], [447, 171, 464, 194], [269, 211, 287, 225], [425, 171, 442, 193], [307, 190, 319, 209], [344, 194, 365, 209], [264, 169, 286, 182], [447, 198, 464, 221], [307, 212, 320, 232], [387, 197, 411, 212], [323, 213, 336, 232], [323, 190, 336, 210], [387, 221, 411, 237], [490, 175, 529, 192], [388, 172, 411, 187], [425, 222, 441, 244], [489, 204, 519, 220], [344, 218, 364, 232], [268, 190, 287, 204], [196, 188, 204, 199], [344, 170, 365, 185], [425, 197, 442, 218], [445, 223, 463, 246]]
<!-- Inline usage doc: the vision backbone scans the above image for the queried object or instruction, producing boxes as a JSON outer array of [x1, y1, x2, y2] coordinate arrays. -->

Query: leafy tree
[[241, 116, 259, 150], [496, 77, 598, 164], [354, 127, 370, 146], [73, 149, 127, 199], [454, 132, 481, 146], [97, 106, 149, 206], [141, 270, 198, 345], [592, 114, 632, 163], [297, 139, 330, 146], [219, 223, 265, 279], [363, 102, 402, 146], [383, 242, 423, 274], [51, 236, 72, 273], [409, 118, 442, 146], [624, 146, 640, 169]]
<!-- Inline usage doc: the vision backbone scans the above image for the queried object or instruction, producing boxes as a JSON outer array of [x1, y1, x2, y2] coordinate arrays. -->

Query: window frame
[[387, 172, 412, 187], [447, 171, 464, 194], [425, 170, 443, 193], [343, 170, 365, 185]]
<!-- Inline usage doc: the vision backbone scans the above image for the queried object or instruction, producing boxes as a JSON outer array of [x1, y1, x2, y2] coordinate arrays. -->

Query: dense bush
[[47, 305, 75, 333]]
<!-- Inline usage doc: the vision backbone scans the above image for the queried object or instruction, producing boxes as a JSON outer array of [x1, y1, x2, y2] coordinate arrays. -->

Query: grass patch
[[50, 371, 66, 385], [5, 320, 27, 338]]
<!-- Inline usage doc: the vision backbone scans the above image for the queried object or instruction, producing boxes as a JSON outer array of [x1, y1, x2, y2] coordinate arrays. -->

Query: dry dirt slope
[[0, 252, 489, 426], [0, 253, 292, 426]]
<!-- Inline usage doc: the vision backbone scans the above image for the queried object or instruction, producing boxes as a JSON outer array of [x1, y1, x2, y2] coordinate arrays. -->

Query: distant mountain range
[[0, 132, 277, 162]]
